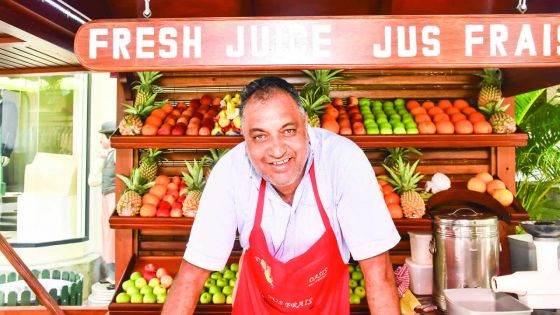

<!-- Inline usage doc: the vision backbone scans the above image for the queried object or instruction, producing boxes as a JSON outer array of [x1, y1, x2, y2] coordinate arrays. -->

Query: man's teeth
[[272, 158, 290, 165]]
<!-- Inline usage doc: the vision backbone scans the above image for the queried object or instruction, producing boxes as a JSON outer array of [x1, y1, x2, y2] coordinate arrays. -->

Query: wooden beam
[[0, 65, 85, 75], [502, 68, 560, 97]]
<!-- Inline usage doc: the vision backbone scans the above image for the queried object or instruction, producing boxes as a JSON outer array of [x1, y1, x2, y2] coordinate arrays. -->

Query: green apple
[[213, 292, 226, 304], [199, 292, 212, 304], [349, 293, 361, 304], [135, 277, 148, 288], [210, 271, 222, 280], [116, 292, 131, 303], [358, 98, 371, 106], [380, 127, 393, 135], [406, 128, 419, 134], [156, 293, 167, 304], [126, 286, 139, 295], [216, 278, 228, 288], [404, 121, 417, 129], [153, 285, 166, 296], [348, 264, 355, 273], [355, 265, 362, 272], [354, 286, 366, 298], [140, 285, 153, 295], [130, 292, 143, 303], [226, 294, 233, 304], [351, 271, 364, 280], [392, 122, 404, 129], [349, 287, 353, 295], [366, 127, 379, 135], [204, 278, 216, 288], [360, 279, 365, 287], [394, 98, 405, 106], [349, 279, 358, 288], [223, 270, 235, 280], [393, 127, 407, 134], [130, 271, 142, 281], [221, 266, 229, 273], [230, 263, 239, 272], [148, 277, 160, 288], [208, 285, 221, 295], [122, 279, 135, 292], [143, 293, 157, 303], [229, 279, 236, 287], [222, 285, 233, 295]]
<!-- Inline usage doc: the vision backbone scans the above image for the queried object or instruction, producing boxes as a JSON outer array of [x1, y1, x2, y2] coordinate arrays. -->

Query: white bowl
[[444, 288, 532, 315]]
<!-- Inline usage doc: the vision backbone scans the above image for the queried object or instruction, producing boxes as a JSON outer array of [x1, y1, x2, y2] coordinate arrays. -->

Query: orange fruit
[[476, 172, 494, 184], [141, 124, 158, 136], [454, 120, 473, 134], [142, 193, 160, 206], [384, 192, 400, 205], [145, 115, 163, 127], [377, 179, 389, 187], [473, 121, 493, 134], [437, 99, 453, 109], [140, 204, 157, 217], [435, 120, 454, 134], [422, 101, 435, 110], [450, 113, 467, 123], [154, 175, 171, 186], [149, 184, 167, 199], [433, 113, 450, 123], [486, 179, 506, 195], [462, 107, 477, 116], [468, 112, 486, 124], [150, 108, 167, 119], [411, 106, 427, 116], [453, 99, 471, 109], [467, 177, 486, 193], [388, 204, 403, 219], [332, 98, 344, 106], [415, 114, 432, 124], [324, 107, 339, 119], [339, 126, 352, 135], [382, 185, 395, 195], [446, 107, 461, 116], [492, 189, 514, 206], [418, 121, 436, 134], [161, 103, 174, 113], [406, 100, 421, 110], [428, 106, 444, 117]]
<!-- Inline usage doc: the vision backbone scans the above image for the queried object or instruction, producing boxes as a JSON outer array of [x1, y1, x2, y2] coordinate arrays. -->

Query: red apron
[[232, 162, 349, 315]]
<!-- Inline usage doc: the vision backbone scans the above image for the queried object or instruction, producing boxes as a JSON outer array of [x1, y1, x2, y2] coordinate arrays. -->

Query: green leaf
[[514, 89, 545, 124]]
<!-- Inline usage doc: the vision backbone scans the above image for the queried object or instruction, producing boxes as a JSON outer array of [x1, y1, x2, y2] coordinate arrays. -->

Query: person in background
[[162, 77, 400, 314], [88, 121, 116, 282]]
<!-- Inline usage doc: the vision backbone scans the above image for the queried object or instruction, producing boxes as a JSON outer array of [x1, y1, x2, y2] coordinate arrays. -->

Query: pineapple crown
[[479, 98, 510, 116], [205, 148, 230, 169], [378, 157, 424, 194], [383, 147, 422, 169], [140, 148, 164, 164], [133, 71, 163, 94], [301, 69, 343, 96], [182, 159, 206, 192], [123, 94, 161, 119], [476, 68, 502, 89], [299, 87, 330, 116], [116, 168, 154, 194]]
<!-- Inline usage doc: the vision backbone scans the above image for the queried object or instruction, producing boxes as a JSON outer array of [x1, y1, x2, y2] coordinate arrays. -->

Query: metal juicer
[[492, 221, 560, 309]]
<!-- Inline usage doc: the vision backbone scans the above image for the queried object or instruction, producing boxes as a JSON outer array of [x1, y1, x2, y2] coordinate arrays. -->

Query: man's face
[[242, 90, 309, 190]]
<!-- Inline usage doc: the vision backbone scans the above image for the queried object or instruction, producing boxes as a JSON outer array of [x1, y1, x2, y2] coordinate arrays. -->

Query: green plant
[[301, 69, 343, 97], [515, 87, 560, 220]]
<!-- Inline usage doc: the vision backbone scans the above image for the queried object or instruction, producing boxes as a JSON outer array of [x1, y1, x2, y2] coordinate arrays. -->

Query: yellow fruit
[[400, 290, 420, 315], [467, 177, 486, 193], [476, 172, 494, 184], [492, 188, 513, 206]]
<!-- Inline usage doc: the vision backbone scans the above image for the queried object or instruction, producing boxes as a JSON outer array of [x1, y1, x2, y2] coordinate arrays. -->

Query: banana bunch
[[400, 289, 421, 315], [211, 93, 241, 136]]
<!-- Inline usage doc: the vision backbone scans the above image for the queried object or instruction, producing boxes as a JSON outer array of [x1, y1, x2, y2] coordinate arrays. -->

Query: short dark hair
[[240, 76, 301, 114]]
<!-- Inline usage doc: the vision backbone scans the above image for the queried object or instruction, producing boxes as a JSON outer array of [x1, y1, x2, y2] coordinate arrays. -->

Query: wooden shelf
[[111, 132, 528, 149], [109, 214, 194, 230]]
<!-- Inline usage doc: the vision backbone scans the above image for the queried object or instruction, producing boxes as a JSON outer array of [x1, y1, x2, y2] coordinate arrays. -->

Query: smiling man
[[162, 77, 400, 315]]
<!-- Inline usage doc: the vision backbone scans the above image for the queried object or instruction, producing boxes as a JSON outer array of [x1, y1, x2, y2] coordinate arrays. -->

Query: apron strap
[[254, 179, 267, 226], [309, 162, 332, 230]]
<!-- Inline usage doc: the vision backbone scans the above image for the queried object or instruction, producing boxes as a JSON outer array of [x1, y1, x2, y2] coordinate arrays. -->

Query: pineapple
[[182, 159, 207, 217], [139, 149, 163, 181], [133, 71, 163, 107], [204, 148, 230, 178], [116, 168, 154, 216], [383, 147, 422, 170], [476, 68, 502, 108], [379, 158, 426, 219], [299, 88, 330, 128], [118, 93, 159, 135], [301, 69, 343, 97], [479, 98, 517, 134]]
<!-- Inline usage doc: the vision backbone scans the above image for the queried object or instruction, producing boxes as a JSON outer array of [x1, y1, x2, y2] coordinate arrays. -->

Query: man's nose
[[267, 136, 287, 158]]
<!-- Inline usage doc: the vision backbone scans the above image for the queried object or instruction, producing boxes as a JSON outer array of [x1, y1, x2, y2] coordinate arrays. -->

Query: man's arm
[[161, 259, 210, 315], [359, 251, 400, 315]]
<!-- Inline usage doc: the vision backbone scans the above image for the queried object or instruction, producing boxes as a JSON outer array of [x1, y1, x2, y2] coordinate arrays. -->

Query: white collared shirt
[[184, 127, 400, 271]]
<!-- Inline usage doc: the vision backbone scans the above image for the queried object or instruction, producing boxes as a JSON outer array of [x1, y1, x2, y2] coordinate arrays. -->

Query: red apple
[[143, 271, 156, 282], [144, 263, 156, 273], [156, 267, 169, 279], [172, 202, 182, 211], [156, 208, 170, 217], [177, 195, 186, 203], [172, 176, 181, 185], [162, 194, 176, 205], [158, 200, 171, 210], [157, 126, 171, 136], [167, 189, 179, 199], [170, 208, 182, 218], [160, 274, 174, 288]]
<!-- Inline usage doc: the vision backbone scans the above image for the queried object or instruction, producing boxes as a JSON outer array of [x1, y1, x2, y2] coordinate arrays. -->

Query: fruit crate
[[109, 210, 194, 230]]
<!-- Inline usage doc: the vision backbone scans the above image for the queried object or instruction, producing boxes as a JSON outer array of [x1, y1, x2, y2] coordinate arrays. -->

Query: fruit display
[[479, 98, 517, 134], [139, 149, 163, 181], [199, 262, 240, 305], [182, 158, 206, 217], [399, 289, 421, 315], [476, 68, 502, 108], [211, 93, 241, 135], [467, 172, 514, 206], [379, 158, 426, 219], [347, 263, 366, 305], [115, 263, 174, 304], [116, 168, 155, 216], [360, 98, 415, 135], [300, 88, 330, 128], [119, 72, 163, 136], [378, 178, 402, 219]]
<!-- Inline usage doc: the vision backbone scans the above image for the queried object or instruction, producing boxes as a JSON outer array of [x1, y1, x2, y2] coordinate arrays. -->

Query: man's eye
[[284, 129, 296, 135], [253, 134, 265, 141]]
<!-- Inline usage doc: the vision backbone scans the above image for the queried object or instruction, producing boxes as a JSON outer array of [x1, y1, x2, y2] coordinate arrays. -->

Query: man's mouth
[[271, 158, 290, 166]]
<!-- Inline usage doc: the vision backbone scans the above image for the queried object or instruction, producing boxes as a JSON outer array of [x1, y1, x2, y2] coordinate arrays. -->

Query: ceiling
[[0, 0, 559, 94]]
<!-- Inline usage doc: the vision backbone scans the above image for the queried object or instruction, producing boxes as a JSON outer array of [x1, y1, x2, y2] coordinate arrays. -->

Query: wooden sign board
[[74, 15, 560, 71]]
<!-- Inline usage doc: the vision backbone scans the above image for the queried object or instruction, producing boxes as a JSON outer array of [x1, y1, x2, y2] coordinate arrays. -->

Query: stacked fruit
[[320, 97, 366, 135], [379, 158, 426, 219], [199, 262, 239, 305], [406, 99, 493, 135], [378, 179, 402, 219], [348, 263, 366, 305], [141, 96, 220, 136], [211, 93, 242, 135], [140, 175, 187, 218], [115, 263, 174, 304], [359, 98, 417, 135], [467, 172, 514, 206]]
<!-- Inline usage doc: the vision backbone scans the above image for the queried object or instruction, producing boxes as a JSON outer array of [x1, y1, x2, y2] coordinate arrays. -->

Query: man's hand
[[161, 259, 210, 315], [1, 156, 9, 167], [359, 252, 400, 315]]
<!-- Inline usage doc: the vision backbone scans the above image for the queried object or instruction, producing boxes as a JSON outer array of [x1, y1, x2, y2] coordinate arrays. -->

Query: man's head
[[240, 77, 309, 191], [99, 121, 115, 149]]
